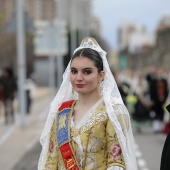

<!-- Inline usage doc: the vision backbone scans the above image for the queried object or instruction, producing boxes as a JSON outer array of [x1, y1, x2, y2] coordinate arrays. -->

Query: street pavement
[[0, 90, 168, 170], [0, 87, 52, 170], [13, 141, 41, 170], [134, 126, 167, 170]]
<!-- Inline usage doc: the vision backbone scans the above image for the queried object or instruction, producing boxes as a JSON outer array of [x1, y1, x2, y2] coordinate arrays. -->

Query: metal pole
[[16, 0, 26, 127], [55, 0, 61, 20], [82, 0, 90, 37], [77, 0, 83, 44], [35, 0, 42, 20], [70, 0, 77, 56], [57, 54, 64, 87], [55, 0, 64, 87], [49, 55, 55, 98]]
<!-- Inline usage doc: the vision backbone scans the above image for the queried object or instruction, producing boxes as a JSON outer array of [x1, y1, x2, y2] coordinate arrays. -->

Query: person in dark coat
[[0, 67, 17, 124], [112, 71, 129, 106], [146, 67, 169, 133], [161, 104, 170, 170], [0, 77, 4, 115]]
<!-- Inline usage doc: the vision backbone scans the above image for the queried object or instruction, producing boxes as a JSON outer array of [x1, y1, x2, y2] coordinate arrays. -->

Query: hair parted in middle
[[71, 48, 103, 73]]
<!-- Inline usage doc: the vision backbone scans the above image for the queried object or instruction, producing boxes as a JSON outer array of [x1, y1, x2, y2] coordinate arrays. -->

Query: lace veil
[[38, 37, 138, 170]]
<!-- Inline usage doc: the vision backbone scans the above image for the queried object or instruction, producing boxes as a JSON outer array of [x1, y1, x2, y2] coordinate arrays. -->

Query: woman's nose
[[76, 72, 83, 80]]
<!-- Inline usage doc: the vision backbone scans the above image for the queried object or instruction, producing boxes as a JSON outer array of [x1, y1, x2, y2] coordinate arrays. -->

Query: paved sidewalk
[[13, 141, 41, 170], [0, 86, 53, 170]]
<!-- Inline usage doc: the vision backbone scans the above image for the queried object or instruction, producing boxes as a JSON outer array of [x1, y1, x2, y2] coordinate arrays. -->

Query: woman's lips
[[76, 84, 85, 88]]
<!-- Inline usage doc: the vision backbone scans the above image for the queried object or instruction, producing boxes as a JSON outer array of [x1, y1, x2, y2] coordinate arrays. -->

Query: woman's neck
[[77, 93, 101, 107], [73, 92, 102, 122]]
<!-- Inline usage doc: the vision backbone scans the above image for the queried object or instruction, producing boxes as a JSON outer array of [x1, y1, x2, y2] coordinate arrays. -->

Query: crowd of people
[[114, 66, 170, 134]]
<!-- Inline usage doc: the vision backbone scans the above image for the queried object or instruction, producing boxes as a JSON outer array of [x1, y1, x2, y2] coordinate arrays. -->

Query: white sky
[[92, 0, 170, 50]]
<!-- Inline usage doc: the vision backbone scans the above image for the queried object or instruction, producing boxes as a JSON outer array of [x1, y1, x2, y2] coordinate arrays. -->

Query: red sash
[[57, 100, 80, 170]]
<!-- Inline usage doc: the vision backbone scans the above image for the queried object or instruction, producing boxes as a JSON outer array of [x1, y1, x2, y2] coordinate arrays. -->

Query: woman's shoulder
[[96, 100, 106, 110], [99, 101, 125, 113], [95, 101, 108, 118], [112, 103, 128, 113]]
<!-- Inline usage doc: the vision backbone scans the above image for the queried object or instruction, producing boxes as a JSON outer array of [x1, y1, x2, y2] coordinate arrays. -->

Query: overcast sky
[[92, 0, 170, 50]]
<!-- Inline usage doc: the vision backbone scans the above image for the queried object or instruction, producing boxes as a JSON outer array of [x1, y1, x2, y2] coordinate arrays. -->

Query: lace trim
[[107, 166, 125, 170], [71, 118, 83, 153], [72, 98, 108, 135], [70, 118, 84, 167], [79, 111, 108, 135]]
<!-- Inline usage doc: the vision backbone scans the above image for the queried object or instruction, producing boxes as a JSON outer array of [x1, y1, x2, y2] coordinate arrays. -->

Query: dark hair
[[72, 48, 103, 73]]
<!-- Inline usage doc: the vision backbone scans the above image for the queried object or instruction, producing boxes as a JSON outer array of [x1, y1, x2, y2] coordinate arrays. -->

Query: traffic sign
[[34, 22, 67, 56], [5, 11, 34, 33]]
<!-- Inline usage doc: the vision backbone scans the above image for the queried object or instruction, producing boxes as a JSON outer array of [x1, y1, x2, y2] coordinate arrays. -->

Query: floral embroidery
[[110, 143, 122, 161], [90, 129, 95, 136], [49, 139, 55, 154]]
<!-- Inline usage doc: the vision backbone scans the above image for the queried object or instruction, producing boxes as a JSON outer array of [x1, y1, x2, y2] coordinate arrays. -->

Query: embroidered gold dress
[[44, 99, 126, 170]]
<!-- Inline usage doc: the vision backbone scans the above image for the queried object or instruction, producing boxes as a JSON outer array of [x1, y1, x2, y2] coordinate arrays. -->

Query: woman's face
[[70, 56, 104, 95]]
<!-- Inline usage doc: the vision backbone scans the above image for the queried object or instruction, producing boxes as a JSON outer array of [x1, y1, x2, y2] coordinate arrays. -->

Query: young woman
[[38, 37, 137, 170]]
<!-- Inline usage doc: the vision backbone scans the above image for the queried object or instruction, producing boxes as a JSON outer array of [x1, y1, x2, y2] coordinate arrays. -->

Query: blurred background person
[[25, 77, 36, 114], [112, 71, 128, 106], [160, 104, 170, 170], [124, 69, 138, 116], [0, 67, 17, 124], [0, 71, 4, 116], [146, 66, 169, 133], [163, 71, 170, 134], [132, 72, 151, 133]]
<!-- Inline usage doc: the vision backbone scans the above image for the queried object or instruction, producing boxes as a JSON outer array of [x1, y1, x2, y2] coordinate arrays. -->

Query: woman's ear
[[99, 71, 105, 81]]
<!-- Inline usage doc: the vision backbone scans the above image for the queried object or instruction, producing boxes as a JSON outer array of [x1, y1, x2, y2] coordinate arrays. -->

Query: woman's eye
[[84, 70, 92, 74], [71, 70, 77, 74]]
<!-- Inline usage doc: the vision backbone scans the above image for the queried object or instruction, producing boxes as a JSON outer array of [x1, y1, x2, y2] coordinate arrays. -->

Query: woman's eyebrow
[[70, 67, 76, 69], [70, 67, 93, 70], [83, 67, 93, 70]]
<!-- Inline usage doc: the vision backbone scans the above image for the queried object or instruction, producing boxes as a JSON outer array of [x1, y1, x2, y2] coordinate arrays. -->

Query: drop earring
[[72, 87, 74, 95], [98, 81, 102, 95]]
